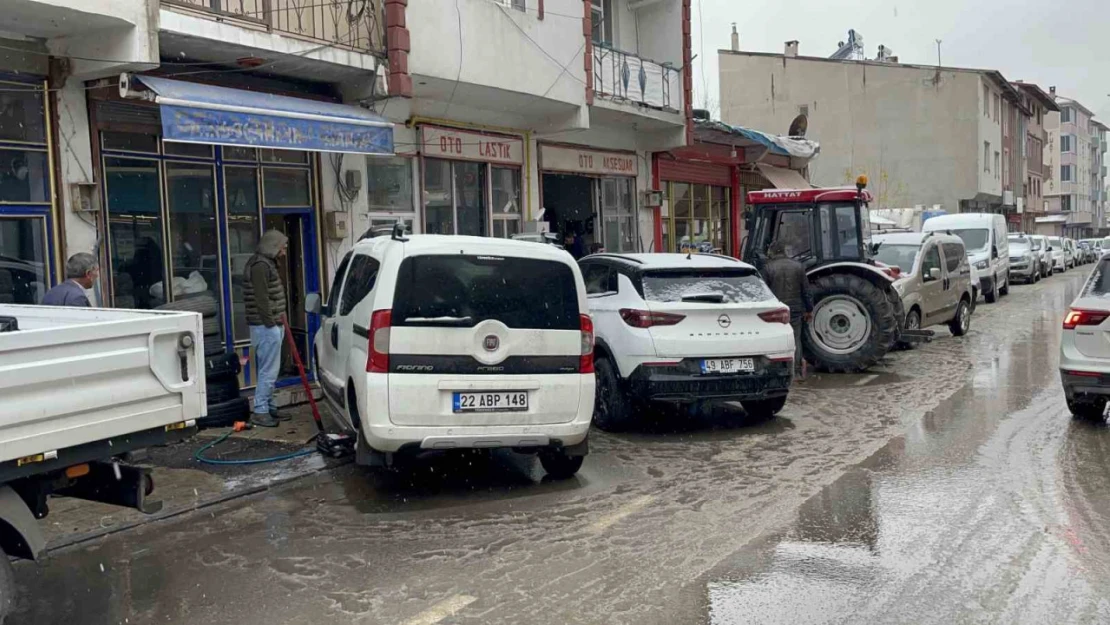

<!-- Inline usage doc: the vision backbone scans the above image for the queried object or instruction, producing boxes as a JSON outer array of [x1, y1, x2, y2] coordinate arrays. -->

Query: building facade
[[1013, 82, 1058, 233], [1043, 92, 1102, 237], [0, 0, 692, 402], [718, 44, 1031, 220]]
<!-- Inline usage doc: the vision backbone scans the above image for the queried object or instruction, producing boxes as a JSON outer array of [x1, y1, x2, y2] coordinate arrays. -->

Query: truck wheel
[[804, 274, 897, 373], [0, 553, 14, 625], [592, 358, 633, 432], [884, 288, 906, 350], [741, 395, 787, 419], [539, 449, 584, 479]]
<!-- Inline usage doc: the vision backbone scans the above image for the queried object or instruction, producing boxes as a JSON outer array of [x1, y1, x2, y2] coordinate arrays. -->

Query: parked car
[[873, 232, 974, 339], [579, 253, 794, 430], [1007, 234, 1042, 284], [1060, 255, 1110, 419], [1064, 238, 1078, 269], [1046, 236, 1067, 272], [308, 234, 595, 479], [922, 213, 1009, 303], [1029, 235, 1052, 279], [1079, 239, 1099, 264]]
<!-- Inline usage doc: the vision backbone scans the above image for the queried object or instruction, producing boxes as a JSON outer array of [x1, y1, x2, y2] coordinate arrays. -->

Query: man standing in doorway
[[761, 240, 814, 378], [244, 230, 291, 427], [42, 253, 98, 307]]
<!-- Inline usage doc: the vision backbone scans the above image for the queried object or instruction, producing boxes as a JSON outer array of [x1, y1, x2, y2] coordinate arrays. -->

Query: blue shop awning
[[134, 75, 393, 155]]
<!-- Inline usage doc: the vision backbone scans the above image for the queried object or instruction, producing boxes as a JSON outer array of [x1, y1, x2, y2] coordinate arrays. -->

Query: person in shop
[[41, 253, 99, 307], [243, 230, 292, 428], [563, 226, 588, 259], [760, 240, 813, 378], [125, 237, 164, 309]]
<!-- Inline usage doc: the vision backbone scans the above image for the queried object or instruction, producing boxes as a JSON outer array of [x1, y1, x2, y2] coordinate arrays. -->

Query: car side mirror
[[306, 293, 324, 316], [928, 267, 942, 281]]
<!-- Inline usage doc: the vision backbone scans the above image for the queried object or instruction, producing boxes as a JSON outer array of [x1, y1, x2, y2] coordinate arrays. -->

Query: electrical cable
[[194, 431, 317, 465]]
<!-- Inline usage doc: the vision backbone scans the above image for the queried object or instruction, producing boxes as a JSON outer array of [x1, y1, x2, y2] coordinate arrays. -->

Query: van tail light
[[758, 308, 791, 324], [366, 309, 392, 373], [579, 314, 595, 374], [619, 309, 686, 328], [1063, 308, 1110, 330]]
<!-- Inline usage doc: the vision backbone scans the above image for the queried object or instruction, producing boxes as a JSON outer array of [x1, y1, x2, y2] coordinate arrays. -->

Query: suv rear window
[[642, 269, 774, 304], [392, 255, 579, 330]]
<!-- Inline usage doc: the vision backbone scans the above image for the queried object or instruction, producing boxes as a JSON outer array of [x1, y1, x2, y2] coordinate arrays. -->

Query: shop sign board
[[421, 126, 523, 166], [540, 145, 637, 177]]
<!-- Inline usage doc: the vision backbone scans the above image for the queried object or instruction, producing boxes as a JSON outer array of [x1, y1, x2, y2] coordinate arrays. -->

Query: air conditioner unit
[[641, 190, 663, 208]]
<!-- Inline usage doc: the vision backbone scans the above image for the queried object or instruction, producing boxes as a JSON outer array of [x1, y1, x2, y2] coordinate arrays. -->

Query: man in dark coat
[[761, 240, 814, 377], [243, 230, 290, 427], [42, 253, 98, 307]]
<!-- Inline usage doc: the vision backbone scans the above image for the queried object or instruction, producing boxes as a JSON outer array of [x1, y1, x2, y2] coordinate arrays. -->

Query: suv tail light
[[619, 308, 686, 328], [1063, 308, 1110, 330], [579, 314, 594, 374], [366, 309, 392, 373], [758, 308, 791, 324]]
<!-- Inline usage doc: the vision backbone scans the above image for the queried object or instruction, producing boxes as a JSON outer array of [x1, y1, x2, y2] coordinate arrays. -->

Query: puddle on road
[[705, 276, 1110, 624]]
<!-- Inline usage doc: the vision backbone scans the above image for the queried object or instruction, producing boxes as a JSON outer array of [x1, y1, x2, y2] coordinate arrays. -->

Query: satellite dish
[[788, 114, 808, 137]]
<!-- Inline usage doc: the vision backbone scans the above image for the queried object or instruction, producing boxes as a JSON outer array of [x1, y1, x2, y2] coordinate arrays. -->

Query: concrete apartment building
[[1012, 82, 1059, 232], [0, 0, 692, 404], [1043, 94, 1107, 236], [718, 41, 1031, 225]]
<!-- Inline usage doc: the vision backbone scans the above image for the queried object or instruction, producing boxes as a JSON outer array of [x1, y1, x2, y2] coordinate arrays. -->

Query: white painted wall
[[719, 53, 985, 211], [977, 77, 1003, 198], [55, 84, 98, 260], [46, 0, 158, 79], [630, 0, 682, 66], [407, 0, 586, 107]]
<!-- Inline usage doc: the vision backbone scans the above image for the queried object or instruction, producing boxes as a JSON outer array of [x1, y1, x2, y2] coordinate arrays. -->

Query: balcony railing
[[163, 0, 385, 55], [592, 45, 681, 113]]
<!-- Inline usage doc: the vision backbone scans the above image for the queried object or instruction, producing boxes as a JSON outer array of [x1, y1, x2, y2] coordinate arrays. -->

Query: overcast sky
[[691, 0, 1110, 122]]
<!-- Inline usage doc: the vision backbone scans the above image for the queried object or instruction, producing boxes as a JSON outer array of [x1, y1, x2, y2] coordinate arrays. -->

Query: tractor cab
[[741, 177, 912, 373], [742, 181, 875, 271]]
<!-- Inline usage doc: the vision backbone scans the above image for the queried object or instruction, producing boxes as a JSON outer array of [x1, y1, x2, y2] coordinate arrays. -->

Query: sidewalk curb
[[44, 456, 352, 555]]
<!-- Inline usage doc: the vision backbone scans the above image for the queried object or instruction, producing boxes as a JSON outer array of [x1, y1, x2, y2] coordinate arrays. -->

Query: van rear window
[[392, 255, 579, 330], [642, 269, 774, 304]]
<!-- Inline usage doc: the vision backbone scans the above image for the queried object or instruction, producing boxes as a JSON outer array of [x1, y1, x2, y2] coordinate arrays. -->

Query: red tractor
[[742, 177, 914, 372]]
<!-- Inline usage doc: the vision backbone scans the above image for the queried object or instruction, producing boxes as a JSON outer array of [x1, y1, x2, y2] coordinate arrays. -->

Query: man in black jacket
[[761, 240, 814, 377], [243, 230, 290, 427]]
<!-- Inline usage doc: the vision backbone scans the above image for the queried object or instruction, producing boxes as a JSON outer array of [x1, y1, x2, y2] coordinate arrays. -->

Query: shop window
[[104, 157, 165, 309], [166, 162, 223, 332], [491, 166, 521, 238], [672, 183, 691, 250], [423, 158, 455, 235], [666, 183, 730, 254], [455, 162, 487, 236], [713, 186, 731, 253], [225, 166, 261, 341], [0, 216, 47, 304], [223, 146, 259, 162], [0, 148, 49, 203], [600, 178, 634, 253], [101, 131, 159, 154], [366, 155, 414, 212], [164, 141, 214, 159], [263, 167, 312, 206], [691, 184, 710, 252], [0, 87, 46, 144], [260, 148, 309, 164]]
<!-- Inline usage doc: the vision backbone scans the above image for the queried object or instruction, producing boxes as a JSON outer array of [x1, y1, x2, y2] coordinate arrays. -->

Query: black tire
[[948, 297, 971, 336], [0, 553, 14, 625], [741, 395, 787, 419], [884, 288, 906, 350], [898, 307, 922, 350], [198, 396, 250, 428], [539, 449, 584, 479], [999, 275, 1009, 296], [592, 358, 633, 431], [203, 339, 226, 357], [206, 376, 241, 404], [803, 274, 898, 373], [1068, 398, 1105, 421], [984, 279, 998, 303], [204, 351, 241, 378]]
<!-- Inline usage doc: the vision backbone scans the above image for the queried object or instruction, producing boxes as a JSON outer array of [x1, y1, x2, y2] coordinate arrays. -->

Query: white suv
[[579, 253, 795, 430], [309, 234, 596, 478], [1060, 254, 1110, 419]]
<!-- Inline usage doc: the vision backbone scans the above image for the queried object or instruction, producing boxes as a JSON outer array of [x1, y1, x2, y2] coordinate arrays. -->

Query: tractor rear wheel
[[803, 274, 898, 373]]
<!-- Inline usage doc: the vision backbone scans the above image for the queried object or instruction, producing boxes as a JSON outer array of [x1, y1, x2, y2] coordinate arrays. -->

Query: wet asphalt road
[[14, 270, 1110, 625]]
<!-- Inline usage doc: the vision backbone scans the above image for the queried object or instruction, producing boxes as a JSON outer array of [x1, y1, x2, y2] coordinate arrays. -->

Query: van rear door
[[386, 254, 586, 427]]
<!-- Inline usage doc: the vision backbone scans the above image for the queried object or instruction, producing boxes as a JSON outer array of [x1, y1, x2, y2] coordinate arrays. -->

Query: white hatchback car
[[578, 253, 795, 430], [309, 234, 596, 478], [1060, 254, 1110, 419]]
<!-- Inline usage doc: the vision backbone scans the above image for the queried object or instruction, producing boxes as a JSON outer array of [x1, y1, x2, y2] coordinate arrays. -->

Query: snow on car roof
[[354, 234, 575, 262], [587, 253, 756, 271]]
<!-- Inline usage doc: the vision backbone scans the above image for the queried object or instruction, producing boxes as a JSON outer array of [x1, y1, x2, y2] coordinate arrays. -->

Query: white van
[[922, 213, 1010, 303], [309, 234, 595, 478]]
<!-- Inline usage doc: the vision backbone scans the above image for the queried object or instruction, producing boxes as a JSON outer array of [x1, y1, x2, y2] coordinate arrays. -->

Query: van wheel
[[999, 276, 1009, 296], [592, 358, 633, 432], [984, 280, 998, 303], [949, 298, 971, 336], [539, 449, 584, 479], [741, 395, 788, 419], [0, 552, 14, 625]]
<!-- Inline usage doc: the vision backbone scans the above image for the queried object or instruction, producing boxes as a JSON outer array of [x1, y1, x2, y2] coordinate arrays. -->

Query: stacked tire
[[156, 292, 249, 427]]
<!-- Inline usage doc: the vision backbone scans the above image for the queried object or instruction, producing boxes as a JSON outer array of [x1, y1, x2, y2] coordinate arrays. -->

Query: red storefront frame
[[653, 143, 744, 257]]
